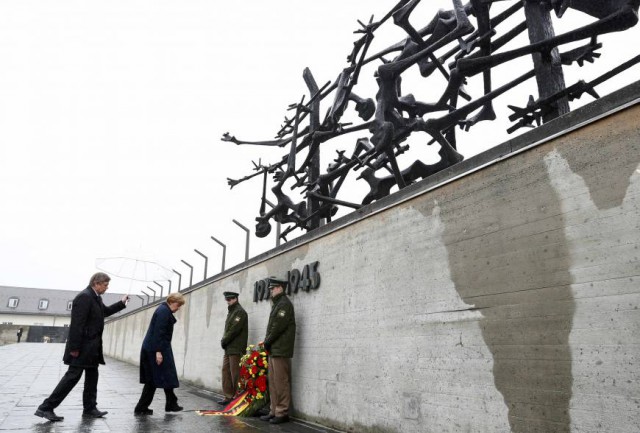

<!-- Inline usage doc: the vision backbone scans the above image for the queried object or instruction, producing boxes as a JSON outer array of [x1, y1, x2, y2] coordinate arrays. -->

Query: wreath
[[197, 343, 269, 417]]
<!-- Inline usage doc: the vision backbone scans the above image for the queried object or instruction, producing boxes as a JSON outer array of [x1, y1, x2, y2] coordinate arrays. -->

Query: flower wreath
[[197, 343, 269, 417]]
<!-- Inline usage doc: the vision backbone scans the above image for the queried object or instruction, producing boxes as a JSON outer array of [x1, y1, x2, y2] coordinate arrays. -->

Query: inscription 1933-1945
[[253, 261, 320, 302]]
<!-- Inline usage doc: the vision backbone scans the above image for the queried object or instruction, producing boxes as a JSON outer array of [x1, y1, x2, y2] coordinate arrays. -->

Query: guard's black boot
[[270, 415, 290, 424]]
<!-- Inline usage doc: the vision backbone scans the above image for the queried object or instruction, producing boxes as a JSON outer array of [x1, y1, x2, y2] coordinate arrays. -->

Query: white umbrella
[[95, 256, 174, 302], [95, 256, 173, 282]]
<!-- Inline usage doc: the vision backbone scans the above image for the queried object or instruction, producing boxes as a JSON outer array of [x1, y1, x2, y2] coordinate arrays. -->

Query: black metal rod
[[181, 260, 193, 287], [136, 295, 146, 306], [194, 249, 208, 280], [303, 67, 322, 231], [172, 269, 182, 292], [307, 192, 363, 209], [264, 199, 281, 247], [211, 236, 227, 272], [232, 219, 250, 262], [167, 279, 172, 295], [589, 53, 640, 88]]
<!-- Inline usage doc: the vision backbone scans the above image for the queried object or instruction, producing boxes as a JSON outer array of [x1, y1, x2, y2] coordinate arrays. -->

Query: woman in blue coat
[[134, 293, 185, 415]]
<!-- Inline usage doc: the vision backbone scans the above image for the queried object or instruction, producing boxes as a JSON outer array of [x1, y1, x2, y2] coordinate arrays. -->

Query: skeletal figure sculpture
[[223, 0, 640, 241]]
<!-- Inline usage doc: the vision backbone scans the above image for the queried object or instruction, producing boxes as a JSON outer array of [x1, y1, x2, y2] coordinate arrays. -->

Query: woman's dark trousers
[[135, 384, 178, 410]]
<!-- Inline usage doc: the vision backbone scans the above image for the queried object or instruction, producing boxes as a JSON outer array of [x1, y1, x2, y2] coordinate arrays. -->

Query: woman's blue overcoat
[[139, 302, 179, 388]]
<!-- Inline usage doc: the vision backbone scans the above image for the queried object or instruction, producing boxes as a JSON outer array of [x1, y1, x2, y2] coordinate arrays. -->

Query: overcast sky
[[1, 1, 638, 294]]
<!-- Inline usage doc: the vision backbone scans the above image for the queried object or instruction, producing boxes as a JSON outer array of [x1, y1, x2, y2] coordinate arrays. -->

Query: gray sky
[[1, 1, 638, 294]]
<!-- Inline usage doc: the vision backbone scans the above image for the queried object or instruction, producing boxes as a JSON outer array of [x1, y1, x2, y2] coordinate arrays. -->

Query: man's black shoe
[[165, 404, 183, 412], [34, 409, 64, 422], [260, 414, 275, 421], [82, 408, 108, 418], [217, 399, 232, 406], [134, 408, 153, 415], [270, 415, 290, 424]]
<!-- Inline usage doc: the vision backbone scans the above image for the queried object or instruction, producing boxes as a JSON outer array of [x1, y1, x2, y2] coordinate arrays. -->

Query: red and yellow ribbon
[[196, 391, 251, 416]]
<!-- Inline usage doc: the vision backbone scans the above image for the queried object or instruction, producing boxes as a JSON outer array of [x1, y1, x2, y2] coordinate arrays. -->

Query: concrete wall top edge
[[108, 79, 640, 323]]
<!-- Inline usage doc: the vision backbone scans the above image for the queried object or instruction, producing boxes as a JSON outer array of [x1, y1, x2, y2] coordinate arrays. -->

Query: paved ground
[[0, 343, 342, 433]]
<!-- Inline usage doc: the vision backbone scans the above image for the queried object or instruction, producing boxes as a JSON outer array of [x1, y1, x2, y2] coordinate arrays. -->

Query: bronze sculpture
[[223, 0, 640, 241]]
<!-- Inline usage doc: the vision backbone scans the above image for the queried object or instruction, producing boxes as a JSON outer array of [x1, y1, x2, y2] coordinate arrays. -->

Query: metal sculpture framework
[[223, 0, 640, 241]]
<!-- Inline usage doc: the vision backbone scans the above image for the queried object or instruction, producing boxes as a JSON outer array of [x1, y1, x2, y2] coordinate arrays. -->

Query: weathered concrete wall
[[104, 82, 640, 433]]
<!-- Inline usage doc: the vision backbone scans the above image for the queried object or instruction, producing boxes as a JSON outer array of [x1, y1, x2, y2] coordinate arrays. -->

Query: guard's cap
[[267, 277, 288, 289], [223, 291, 239, 299]]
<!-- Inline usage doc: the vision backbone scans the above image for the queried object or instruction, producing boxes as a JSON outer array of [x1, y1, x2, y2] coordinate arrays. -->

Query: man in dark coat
[[35, 272, 128, 422], [260, 277, 296, 425], [217, 291, 248, 406]]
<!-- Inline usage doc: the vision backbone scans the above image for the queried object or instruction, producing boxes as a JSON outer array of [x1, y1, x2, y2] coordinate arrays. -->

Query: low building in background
[[0, 285, 145, 345]]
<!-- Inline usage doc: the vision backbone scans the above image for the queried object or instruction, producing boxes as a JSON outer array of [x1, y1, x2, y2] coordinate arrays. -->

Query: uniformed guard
[[218, 291, 248, 406], [259, 277, 296, 424]]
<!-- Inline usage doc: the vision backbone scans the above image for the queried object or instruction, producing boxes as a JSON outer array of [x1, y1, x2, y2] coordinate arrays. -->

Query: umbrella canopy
[[95, 257, 173, 282]]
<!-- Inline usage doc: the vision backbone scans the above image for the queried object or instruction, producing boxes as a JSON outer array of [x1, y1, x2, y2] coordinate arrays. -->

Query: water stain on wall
[[556, 108, 640, 210], [267, 243, 311, 279], [206, 286, 214, 329], [181, 297, 191, 376], [228, 270, 250, 294], [432, 148, 576, 432]]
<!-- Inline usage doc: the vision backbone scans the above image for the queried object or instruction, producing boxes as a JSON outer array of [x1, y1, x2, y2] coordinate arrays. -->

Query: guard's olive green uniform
[[220, 302, 248, 399], [221, 303, 248, 355], [264, 292, 295, 417], [264, 293, 295, 357]]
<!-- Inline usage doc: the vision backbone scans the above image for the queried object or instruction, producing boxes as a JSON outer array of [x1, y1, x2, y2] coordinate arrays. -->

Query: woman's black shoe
[[134, 408, 153, 415], [165, 404, 183, 412]]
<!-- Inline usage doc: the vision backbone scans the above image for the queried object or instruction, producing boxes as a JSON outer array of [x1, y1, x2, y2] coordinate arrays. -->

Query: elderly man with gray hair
[[35, 272, 129, 422]]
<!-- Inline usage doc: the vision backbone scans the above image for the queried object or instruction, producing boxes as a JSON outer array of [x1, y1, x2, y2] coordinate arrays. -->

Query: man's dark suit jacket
[[63, 286, 126, 367]]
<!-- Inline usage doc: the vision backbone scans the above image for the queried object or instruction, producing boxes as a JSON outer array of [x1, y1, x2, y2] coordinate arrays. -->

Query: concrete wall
[[104, 82, 640, 433]]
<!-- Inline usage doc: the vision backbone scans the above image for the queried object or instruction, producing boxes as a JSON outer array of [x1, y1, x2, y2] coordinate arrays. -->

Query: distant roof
[[0, 285, 144, 317]]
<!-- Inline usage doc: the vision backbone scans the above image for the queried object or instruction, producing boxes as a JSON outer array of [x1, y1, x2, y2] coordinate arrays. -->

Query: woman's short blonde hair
[[166, 293, 186, 306]]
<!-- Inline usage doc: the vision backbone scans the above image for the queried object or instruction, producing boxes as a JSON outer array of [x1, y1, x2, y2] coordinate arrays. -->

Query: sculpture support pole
[[524, 0, 570, 122], [303, 67, 322, 230], [265, 199, 281, 247]]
